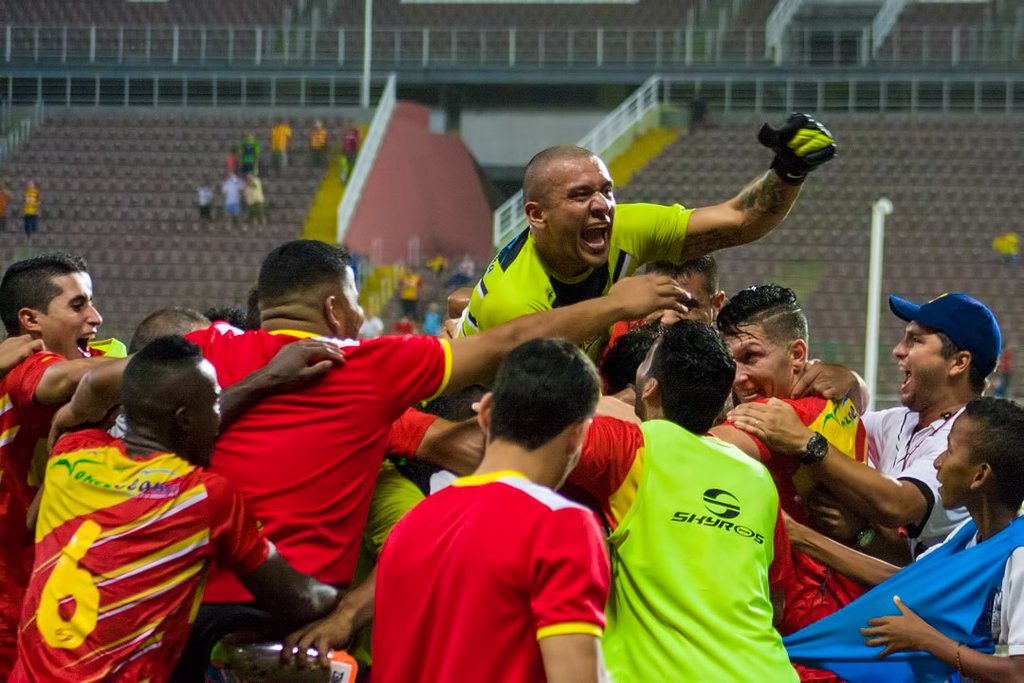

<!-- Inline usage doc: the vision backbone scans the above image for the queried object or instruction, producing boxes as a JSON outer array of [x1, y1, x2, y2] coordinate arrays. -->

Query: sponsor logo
[[50, 455, 182, 499], [671, 488, 764, 544]]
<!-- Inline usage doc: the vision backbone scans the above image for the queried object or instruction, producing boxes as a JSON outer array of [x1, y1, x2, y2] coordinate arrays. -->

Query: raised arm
[[679, 114, 836, 262], [445, 273, 687, 392]]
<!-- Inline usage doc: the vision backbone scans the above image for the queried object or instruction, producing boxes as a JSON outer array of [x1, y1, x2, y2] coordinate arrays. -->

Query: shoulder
[[861, 405, 910, 433], [51, 428, 120, 457]]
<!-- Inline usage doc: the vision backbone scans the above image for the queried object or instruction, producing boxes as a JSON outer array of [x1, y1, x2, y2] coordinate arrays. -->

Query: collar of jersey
[[453, 469, 528, 488], [267, 329, 323, 339]]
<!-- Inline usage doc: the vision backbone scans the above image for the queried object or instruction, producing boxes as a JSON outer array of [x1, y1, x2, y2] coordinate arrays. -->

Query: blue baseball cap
[[888, 293, 1002, 377]]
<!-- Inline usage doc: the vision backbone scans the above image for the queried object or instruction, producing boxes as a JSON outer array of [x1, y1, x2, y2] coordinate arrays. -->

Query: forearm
[[416, 417, 484, 476], [327, 567, 375, 636], [907, 629, 1024, 682], [814, 448, 925, 529], [60, 358, 129, 417], [731, 170, 800, 237], [789, 518, 899, 587], [36, 357, 120, 406], [218, 369, 280, 431]]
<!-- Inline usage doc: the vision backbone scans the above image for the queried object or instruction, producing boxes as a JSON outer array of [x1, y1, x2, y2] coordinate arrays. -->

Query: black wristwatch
[[800, 432, 828, 465]]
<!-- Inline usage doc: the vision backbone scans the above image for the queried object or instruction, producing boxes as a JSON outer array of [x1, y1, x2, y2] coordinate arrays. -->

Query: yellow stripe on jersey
[[0, 392, 13, 416], [607, 444, 647, 528], [793, 397, 864, 497], [97, 529, 209, 584], [536, 621, 603, 640], [0, 424, 20, 448], [98, 561, 205, 616], [424, 339, 453, 403], [66, 618, 162, 672]]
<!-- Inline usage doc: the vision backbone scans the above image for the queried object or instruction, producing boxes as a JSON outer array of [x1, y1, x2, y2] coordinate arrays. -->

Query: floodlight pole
[[864, 197, 893, 413], [361, 0, 372, 108]]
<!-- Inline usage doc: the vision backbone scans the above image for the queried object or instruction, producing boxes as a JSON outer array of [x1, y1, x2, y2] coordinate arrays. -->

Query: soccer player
[[372, 338, 610, 683], [460, 113, 836, 358], [0, 253, 115, 675], [729, 293, 1002, 556], [55, 239, 688, 677], [568, 321, 797, 682], [10, 337, 340, 682], [783, 398, 1024, 682]]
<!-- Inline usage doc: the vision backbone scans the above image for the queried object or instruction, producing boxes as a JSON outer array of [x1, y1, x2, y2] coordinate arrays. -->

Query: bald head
[[129, 307, 210, 354], [522, 145, 600, 204]]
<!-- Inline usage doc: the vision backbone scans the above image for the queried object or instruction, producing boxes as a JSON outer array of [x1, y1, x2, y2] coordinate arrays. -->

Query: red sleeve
[[387, 408, 440, 457], [530, 507, 610, 638], [768, 505, 795, 591], [7, 351, 62, 410], [719, 420, 772, 463], [203, 473, 272, 575], [365, 336, 451, 421], [569, 416, 644, 505], [783, 396, 827, 425]]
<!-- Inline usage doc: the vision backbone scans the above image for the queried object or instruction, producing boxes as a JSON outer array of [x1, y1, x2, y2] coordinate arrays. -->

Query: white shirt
[[920, 518, 1024, 660], [197, 187, 213, 206], [359, 316, 384, 339], [222, 176, 244, 204], [860, 406, 969, 551]]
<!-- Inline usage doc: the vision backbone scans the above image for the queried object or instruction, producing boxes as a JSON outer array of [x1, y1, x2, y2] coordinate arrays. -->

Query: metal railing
[[766, 0, 803, 65], [0, 101, 44, 164], [4, 23, 1021, 69], [491, 74, 664, 248], [336, 72, 396, 244]]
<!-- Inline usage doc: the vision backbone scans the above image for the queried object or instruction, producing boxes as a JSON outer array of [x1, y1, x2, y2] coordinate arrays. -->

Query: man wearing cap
[[729, 292, 1002, 556]]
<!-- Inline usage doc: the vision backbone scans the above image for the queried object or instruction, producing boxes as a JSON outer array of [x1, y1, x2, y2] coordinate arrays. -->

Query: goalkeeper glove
[[758, 113, 836, 185]]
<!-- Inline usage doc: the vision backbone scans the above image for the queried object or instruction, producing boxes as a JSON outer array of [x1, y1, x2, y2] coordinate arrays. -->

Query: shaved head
[[523, 145, 599, 204]]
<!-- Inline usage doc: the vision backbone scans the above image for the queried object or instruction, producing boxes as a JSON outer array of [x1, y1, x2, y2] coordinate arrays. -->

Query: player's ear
[[476, 392, 494, 436], [524, 200, 546, 230], [17, 307, 44, 335], [323, 294, 343, 335]]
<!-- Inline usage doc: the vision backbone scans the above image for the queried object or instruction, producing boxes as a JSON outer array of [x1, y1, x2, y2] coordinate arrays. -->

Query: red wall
[[346, 102, 494, 265]]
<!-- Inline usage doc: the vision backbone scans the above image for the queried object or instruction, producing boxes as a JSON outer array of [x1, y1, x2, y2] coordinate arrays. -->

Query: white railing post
[[766, 0, 802, 65], [362, 0, 373, 108], [872, 0, 908, 57], [864, 198, 893, 413], [337, 73, 398, 244]]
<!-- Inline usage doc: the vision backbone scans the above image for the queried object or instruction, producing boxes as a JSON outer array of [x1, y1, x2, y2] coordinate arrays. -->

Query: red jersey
[[373, 471, 609, 683], [10, 430, 269, 682], [0, 351, 64, 672], [187, 325, 450, 602]]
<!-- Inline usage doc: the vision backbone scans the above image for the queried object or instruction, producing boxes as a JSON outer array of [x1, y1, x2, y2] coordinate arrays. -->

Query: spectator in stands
[[309, 121, 329, 168], [392, 315, 416, 336], [0, 253, 113, 676], [52, 240, 688, 679], [371, 338, 609, 683], [783, 398, 1024, 683], [270, 119, 293, 173], [22, 180, 40, 238], [446, 255, 476, 288], [729, 293, 1002, 558], [0, 182, 11, 232], [992, 230, 1019, 263], [244, 174, 267, 225], [568, 321, 797, 682], [358, 313, 384, 339], [197, 183, 214, 222], [460, 114, 837, 360], [221, 172, 244, 225], [689, 97, 712, 134], [240, 133, 261, 176], [427, 254, 448, 280], [9, 337, 341, 682], [342, 121, 361, 173], [398, 270, 423, 319], [226, 146, 239, 176], [422, 302, 442, 337]]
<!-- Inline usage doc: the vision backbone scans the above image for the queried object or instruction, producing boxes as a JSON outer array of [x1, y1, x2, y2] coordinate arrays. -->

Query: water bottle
[[208, 637, 359, 683]]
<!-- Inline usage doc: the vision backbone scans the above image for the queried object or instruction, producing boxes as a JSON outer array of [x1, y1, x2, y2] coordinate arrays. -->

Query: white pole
[[864, 197, 893, 413], [362, 0, 372, 108]]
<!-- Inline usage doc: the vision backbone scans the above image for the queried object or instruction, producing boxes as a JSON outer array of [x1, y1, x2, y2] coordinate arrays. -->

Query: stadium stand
[[0, 112, 350, 343], [1, 0, 295, 26], [617, 115, 1024, 400]]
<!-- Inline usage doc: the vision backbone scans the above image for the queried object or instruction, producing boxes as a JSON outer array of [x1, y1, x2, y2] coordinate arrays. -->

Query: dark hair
[[0, 253, 88, 335], [245, 287, 262, 330], [935, 330, 988, 395], [201, 305, 247, 331], [130, 307, 210, 354], [122, 336, 204, 422], [422, 385, 488, 422], [522, 145, 597, 204], [650, 320, 736, 434], [601, 324, 659, 395], [257, 240, 353, 307], [962, 397, 1024, 510], [644, 256, 719, 296], [717, 284, 808, 346], [488, 338, 600, 451]]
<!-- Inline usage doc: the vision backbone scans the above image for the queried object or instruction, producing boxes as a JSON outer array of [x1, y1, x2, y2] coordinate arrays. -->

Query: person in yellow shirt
[[398, 271, 423, 318], [270, 119, 293, 173], [22, 181, 40, 238], [309, 121, 329, 168]]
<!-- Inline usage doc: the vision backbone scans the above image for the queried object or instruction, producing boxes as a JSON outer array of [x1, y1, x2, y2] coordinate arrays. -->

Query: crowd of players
[[0, 113, 1020, 682]]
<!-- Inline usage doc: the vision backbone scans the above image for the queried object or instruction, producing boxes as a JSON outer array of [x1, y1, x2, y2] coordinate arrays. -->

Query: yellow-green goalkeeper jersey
[[459, 203, 693, 359]]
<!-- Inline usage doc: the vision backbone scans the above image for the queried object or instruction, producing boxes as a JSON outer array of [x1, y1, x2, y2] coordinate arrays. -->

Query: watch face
[[803, 434, 828, 464]]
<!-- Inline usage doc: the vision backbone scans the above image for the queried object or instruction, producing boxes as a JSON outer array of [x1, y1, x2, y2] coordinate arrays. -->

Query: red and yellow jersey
[[0, 351, 65, 668], [308, 126, 328, 149], [271, 123, 292, 151], [187, 324, 451, 602], [373, 471, 608, 683], [11, 430, 269, 683]]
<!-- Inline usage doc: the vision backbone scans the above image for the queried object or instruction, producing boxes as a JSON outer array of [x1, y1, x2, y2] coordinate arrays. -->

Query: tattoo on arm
[[739, 172, 788, 215]]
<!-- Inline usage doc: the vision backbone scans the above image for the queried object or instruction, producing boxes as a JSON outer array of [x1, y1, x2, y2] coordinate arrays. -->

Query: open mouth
[[77, 336, 93, 357], [899, 368, 911, 393], [580, 226, 609, 254]]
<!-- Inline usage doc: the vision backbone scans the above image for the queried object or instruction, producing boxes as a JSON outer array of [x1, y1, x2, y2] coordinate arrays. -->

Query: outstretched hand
[[607, 274, 691, 321], [861, 596, 939, 658], [263, 339, 345, 392]]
